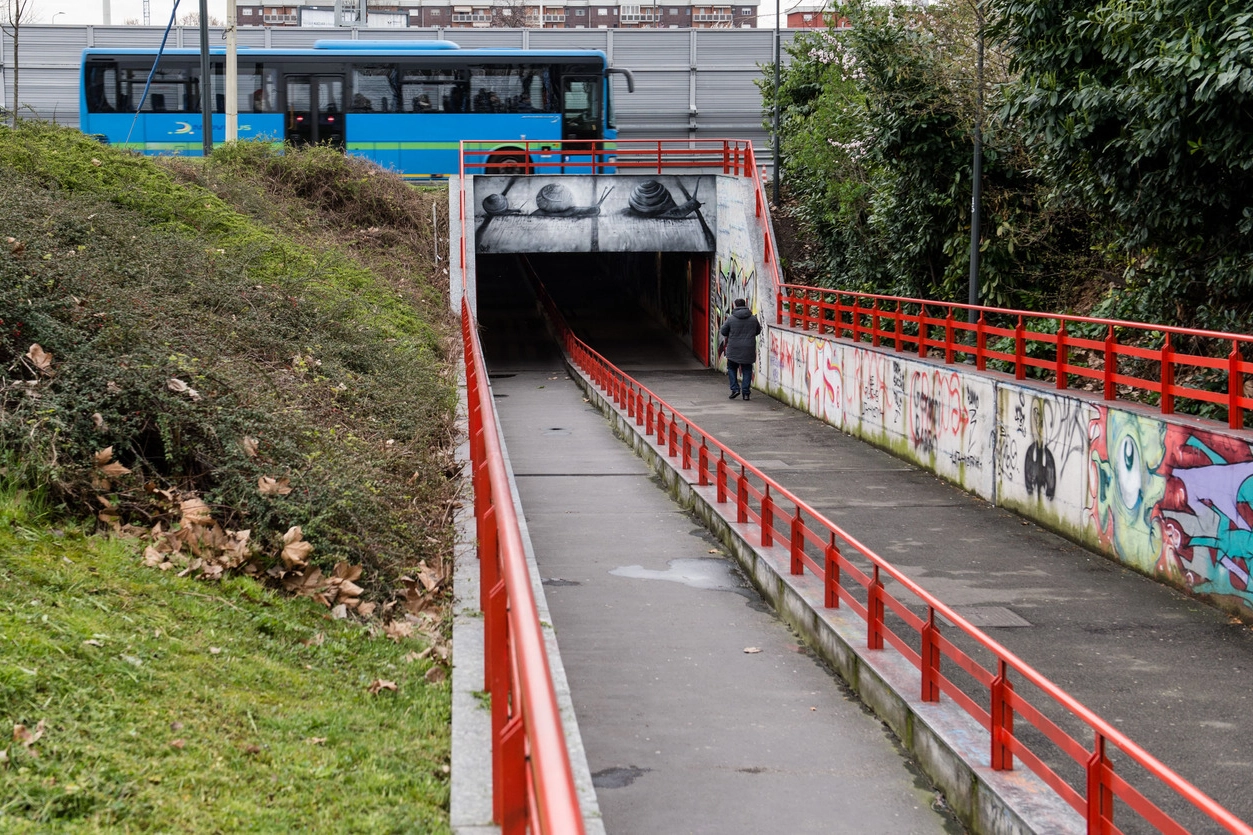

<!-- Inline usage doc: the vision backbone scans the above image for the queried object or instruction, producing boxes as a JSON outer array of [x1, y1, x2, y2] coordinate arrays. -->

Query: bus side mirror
[[607, 67, 635, 93]]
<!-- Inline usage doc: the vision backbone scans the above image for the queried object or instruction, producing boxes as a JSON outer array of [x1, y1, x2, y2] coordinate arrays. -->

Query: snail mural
[[627, 179, 702, 220], [473, 174, 716, 253]]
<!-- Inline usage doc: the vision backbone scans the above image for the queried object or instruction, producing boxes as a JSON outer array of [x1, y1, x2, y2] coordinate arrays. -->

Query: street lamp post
[[967, 3, 984, 324], [51, 11, 65, 23]]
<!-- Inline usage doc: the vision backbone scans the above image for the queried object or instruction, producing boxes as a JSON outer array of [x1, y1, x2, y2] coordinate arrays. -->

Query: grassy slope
[[0, 124, 456, 830], [0, 492, 449, 832]]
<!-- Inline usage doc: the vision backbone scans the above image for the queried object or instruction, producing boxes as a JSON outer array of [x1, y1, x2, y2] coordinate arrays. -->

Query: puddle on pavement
[[610, 558, 741, 591], [592, 765, 651, 789]]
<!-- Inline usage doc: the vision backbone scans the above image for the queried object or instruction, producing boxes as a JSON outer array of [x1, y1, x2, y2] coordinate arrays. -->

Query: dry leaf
[[358, 601, 377, 618], [383, 620, 414, 643], [82, 639, 103, 648], [241, 436, 259, 458], [302, 632, 325, 647], [280, 526, 312, 569], [329, 604, 347, 620], [180, 497, 212, 526], [91, 413, 106, 431], [244, 744, 261, 755], [307, 737, 328, 745], [90, 157, 102, 167], [7, 236, 25, 255], [13, 720, 45, 756], [25, 344, 52, 373], [258, 476, 292, 497], [209, 647, 222, 655], [403, 651, 422, 663], [424, 666, 447, 684], [367, 679, 398, 695], [743, 647, 762, 654], [167, 378, 202, 401], [170, 739, 186, 749]]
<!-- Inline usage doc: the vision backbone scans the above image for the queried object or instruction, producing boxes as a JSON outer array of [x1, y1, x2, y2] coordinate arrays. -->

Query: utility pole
[[198, 0, 212, 156], [967, 2, 983, 323], [772, 0, 781, 204], [226, 0, 238, 141]]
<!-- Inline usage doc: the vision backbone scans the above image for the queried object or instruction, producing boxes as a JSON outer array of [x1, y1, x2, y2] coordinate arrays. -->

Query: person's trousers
[[727, 360, 753, 395]]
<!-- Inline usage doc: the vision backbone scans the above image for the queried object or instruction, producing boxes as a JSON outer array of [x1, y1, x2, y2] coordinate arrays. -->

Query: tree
[[491, 0, 531, 27], [179, 12, 224, 26], [0, 0, 38, 128], [992, 0, 1253, 331]]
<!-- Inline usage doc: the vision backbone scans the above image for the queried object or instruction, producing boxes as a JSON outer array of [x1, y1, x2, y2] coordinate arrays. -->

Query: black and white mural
[[473, 175, 717, 254]]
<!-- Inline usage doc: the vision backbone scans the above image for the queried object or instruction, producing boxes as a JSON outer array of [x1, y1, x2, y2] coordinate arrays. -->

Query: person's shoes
[[728, 391, 740, 400], [742, 393, 751, 401]]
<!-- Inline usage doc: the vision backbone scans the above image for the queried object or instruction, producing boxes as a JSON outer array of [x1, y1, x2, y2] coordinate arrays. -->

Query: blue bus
[[80, 39, 634, 179]]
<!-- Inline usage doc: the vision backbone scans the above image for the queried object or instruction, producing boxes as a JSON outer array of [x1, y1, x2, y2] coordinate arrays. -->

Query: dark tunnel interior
[[475, 252, 712, 373]]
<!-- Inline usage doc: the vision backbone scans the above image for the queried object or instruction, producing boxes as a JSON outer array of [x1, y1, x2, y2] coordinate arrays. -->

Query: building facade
[[237, 1, 759, 29]]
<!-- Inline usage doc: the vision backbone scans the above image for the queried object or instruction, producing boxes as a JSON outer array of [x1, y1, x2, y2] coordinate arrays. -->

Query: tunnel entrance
[[475, 252, 712, 372]]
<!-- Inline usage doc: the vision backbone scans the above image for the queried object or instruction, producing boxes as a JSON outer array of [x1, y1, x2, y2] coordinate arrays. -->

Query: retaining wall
[[762, 327, 1253, 619]]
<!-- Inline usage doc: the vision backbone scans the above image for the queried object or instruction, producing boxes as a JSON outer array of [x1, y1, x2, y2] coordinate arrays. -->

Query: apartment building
[[236, 0, 759, 29]]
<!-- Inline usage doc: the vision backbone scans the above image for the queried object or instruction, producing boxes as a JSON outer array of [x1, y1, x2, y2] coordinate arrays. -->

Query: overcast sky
[[41, 0, 785, 28]]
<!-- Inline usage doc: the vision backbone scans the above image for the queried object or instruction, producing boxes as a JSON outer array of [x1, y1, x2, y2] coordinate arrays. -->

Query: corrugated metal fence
[[2, 25, 799, 150]]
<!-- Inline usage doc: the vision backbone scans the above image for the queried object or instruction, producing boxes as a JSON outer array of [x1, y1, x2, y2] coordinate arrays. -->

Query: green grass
[[0, 487, 451, 832]]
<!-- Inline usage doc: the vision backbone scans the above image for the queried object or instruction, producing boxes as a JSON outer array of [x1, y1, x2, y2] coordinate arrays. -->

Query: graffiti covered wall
[[710, 177, 770, 372], [765, 326, 1253, 615]]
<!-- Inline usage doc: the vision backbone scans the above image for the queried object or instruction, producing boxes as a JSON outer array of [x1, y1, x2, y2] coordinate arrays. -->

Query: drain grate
[[944, 606, 1032, 628]]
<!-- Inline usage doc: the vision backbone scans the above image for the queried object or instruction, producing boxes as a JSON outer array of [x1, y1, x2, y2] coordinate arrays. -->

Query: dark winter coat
[[720, 306, 762, 364]]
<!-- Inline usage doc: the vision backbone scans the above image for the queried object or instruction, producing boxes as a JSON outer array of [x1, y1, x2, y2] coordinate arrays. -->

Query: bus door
[[561, 75, 602, 172], [285, 75, 345, 148]]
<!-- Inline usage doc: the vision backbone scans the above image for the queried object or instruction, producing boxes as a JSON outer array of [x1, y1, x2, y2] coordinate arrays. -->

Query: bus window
[[242, 64, 279, 113], [120, 64, 192, 113], [352, 65, 397, 113], [398, 67, 465, 113], [468, 64, 556, 114], [562, 77, 601, 139], [85, 62, 118, 112]]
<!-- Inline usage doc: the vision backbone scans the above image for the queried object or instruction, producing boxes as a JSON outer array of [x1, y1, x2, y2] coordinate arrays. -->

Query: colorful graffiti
[[1088, 410, 1253, 609], [711, 254, 757, 363]]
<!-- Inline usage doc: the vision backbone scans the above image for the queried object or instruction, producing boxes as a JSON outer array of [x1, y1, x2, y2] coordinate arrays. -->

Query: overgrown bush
[[0, 123, 457, 595]]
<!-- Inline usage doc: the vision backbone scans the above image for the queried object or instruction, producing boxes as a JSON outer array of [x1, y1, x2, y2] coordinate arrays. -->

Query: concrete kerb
[[450, 370, 607, 835], [569, 361, 1084, 835]]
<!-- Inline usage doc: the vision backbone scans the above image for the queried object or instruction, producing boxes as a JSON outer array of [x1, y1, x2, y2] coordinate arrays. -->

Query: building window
[[430, 7, 440, 13], [741, 6, 750, 13], [598, 7, 608, 13], [575, 7, 584, 14], [669, 7, 677, 13]]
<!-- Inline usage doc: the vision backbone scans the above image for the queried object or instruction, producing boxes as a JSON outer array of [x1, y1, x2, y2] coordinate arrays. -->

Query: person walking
[[719, 298, 762, 400]]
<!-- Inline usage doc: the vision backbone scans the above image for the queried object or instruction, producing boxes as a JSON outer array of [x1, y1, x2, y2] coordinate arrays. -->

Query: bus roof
[[81, 43, 610, 62]]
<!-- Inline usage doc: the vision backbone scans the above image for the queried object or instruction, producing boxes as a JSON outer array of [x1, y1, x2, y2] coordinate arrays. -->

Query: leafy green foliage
[[990, 0, 1253, 332], [764, 3, 1113, 311]]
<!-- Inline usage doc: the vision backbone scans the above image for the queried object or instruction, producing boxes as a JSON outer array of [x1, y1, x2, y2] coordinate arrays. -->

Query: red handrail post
[[488, 574, 509, 819], [1056, 321, 1068, 390], [920, 609, 940, 703], [645, 399, 654, 434], [500, 715, 527, 834], [872, 298, 882, 347], [1230, 342, 1243, 430], [867, 565, 884, 650], [990, 660, 1014, 771], [833, 294, 844, 340], [716, 453, 728, 503], [761, 486, 774, 547], [681, 426, 692, 470], [1014, 316, 1027, 381], [1086, 734, 1115, 834], [1104, 325, 1116, 400], [976, 312, 987, 371], [626, 382, 636, 419], [790, 509, 804, 575], [851, 296, 862, 343], [894, 301, 904, 353], [1161, 332, 1175, 415], [668, 421, 678, 459], [657, 407, 667, 446], [698, 439, 710, 486], [736, 466, 748, 523], [824, 534, 840, 608], [917, 305, 928, 359], [944, 308, 955, 364]]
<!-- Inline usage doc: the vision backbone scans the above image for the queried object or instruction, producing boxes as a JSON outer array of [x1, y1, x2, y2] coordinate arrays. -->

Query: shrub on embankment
[[0, 123, 458, 828], [0, 122, 457, 593]]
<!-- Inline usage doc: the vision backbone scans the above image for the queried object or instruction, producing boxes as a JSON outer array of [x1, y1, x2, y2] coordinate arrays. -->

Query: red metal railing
[[461, 296, 585, 835], [778, 287, 1253, 429], [526, 277, 1252, 835]]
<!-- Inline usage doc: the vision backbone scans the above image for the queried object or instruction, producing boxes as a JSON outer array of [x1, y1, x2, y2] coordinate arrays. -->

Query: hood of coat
[[731, 306, 753, 320]]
